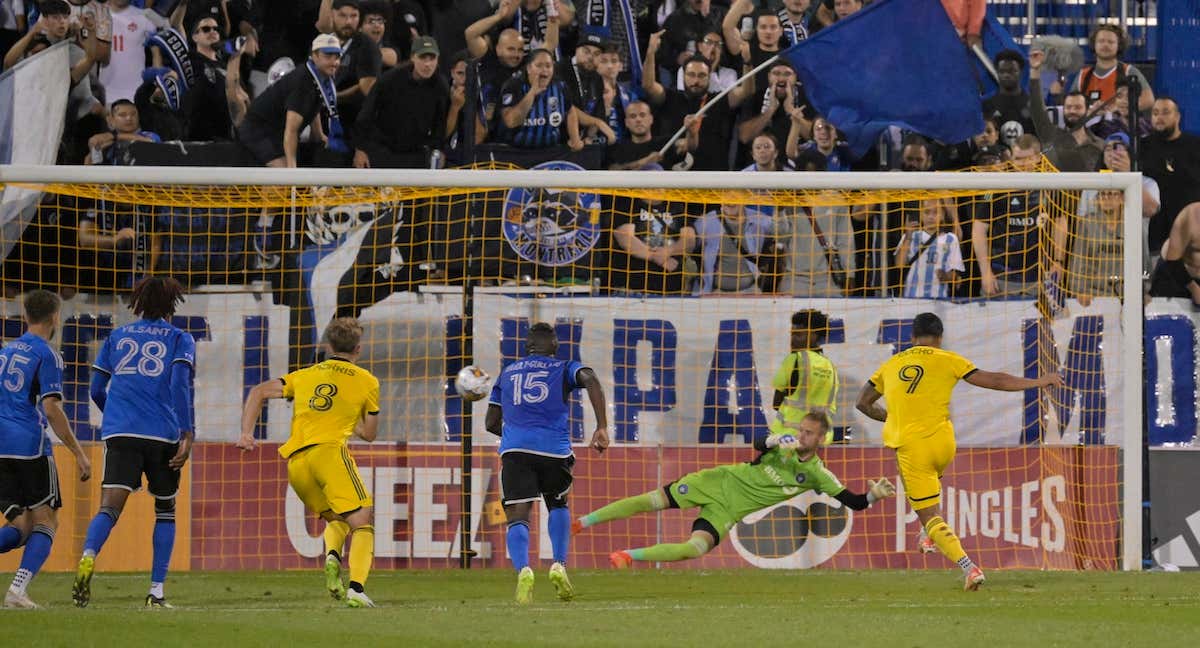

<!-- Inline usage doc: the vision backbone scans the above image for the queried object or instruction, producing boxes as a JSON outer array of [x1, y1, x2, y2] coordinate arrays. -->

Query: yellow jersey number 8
[[898, 365, 924, 394], [309, 383, 338, 411]]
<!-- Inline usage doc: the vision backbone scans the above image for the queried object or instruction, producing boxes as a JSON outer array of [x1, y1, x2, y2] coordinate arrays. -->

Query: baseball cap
[[412, 36, 439, 57], [311, 33, 342, 54], [580, 27, 608, 49], [1104, 131, 1131, 148]]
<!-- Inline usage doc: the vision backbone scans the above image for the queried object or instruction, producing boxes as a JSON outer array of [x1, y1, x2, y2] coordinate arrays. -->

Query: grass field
[[3, 569, 1198, 647]]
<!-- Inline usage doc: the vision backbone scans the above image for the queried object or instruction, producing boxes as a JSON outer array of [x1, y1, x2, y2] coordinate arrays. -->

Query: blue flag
[[781, 0, 984, 156]]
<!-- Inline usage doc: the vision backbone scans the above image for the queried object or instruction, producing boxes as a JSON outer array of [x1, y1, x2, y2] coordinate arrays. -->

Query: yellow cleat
[[72, 555, 95, 608], [324, 555, 345, 600], [548, 562, 575, 601], [515, 566, 535, 605]]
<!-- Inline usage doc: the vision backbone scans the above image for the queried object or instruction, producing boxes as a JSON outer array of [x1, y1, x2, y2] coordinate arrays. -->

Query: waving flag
[[782, 0, 984, 155]]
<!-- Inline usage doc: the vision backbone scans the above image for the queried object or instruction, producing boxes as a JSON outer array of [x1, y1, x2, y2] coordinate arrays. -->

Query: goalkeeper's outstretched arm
[[833, 478, 895, 511]]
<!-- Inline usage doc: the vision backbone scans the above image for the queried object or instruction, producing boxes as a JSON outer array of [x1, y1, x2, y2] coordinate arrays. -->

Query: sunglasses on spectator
[[196, 25, 218, 33], [701, 38, 722, 46]]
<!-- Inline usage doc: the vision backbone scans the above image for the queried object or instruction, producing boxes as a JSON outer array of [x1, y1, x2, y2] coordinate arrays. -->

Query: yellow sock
[[924, 515, 970, 566], [348, 526, 375, 587], [324, 520, 350, 558]]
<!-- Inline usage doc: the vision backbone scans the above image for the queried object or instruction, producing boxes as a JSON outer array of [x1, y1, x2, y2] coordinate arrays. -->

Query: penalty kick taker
[[574, 412, 895, 566]]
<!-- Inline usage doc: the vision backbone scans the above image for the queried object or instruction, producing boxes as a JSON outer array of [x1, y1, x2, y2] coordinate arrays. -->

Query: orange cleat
[[571, 519, 585, 536], [918, 534, 938, 554], [963, 565, 985, 591], [609, 550, 633, 569]]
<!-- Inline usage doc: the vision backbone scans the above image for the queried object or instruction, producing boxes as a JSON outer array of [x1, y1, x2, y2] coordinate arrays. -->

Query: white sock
[[83, 549, 96, 559], [10, 568, 32, 594], [149, 582, 164, 599], [957, 556, 975, 572]]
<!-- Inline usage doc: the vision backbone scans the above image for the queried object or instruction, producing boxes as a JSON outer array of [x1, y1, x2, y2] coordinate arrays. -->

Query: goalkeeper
[[573, 412, 895, 567]]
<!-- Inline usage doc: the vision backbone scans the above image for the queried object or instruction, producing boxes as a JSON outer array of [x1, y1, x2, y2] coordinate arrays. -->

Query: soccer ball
[[455, 366, 492, 402]]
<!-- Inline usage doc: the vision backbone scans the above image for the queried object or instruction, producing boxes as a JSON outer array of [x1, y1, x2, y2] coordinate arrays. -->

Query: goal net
[[0, 162, 1142, 573]]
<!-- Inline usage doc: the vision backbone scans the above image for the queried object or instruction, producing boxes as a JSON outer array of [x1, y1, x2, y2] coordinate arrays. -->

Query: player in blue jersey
[[0, 290, 91, 609], [484, 322, 608, 604], [73, 277, 196, 609]]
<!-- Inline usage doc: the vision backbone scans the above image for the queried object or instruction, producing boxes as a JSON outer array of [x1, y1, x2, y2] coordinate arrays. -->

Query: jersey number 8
[[309, 383, 338, 411], [114, 339, 168, 377]]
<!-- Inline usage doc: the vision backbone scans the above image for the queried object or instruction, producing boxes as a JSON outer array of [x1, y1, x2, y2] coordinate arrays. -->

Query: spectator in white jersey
[[896, 198, 964, 299], [98, 0, 169, 103]]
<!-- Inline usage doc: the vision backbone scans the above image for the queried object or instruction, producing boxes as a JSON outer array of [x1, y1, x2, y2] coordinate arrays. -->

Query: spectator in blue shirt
[[83, 100, 161, 165]]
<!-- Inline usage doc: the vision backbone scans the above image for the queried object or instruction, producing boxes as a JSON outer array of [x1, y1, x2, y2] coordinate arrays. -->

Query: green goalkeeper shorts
[[667, 467, 739, 543]]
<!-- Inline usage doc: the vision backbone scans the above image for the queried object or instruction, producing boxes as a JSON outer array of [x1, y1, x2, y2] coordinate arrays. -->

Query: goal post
[[0, 163, 1144, 572]]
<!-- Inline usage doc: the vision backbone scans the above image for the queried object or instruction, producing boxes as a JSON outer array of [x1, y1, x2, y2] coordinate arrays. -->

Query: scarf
[[777, 8, 809, 47], [307, 59, 349, 154], [514, 4, 549, 52], [148, 27, 195, 91]]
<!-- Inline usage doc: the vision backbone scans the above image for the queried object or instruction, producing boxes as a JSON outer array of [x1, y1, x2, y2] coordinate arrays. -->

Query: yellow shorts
[[287, 443, 373, 516], [894, 433, 956, 511]]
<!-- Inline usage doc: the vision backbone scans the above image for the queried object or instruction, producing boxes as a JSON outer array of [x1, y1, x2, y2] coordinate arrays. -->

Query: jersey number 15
[[509, 371, 550, 405]]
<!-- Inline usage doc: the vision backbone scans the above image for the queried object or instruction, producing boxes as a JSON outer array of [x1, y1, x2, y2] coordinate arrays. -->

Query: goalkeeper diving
[[573, 412, 895, 567]]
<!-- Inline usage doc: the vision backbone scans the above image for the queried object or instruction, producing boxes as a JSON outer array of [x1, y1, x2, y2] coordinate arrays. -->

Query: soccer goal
[[0, 163, 1143, 573]]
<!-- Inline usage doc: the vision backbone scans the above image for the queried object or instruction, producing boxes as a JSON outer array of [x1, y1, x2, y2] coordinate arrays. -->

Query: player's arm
[[832, 478, 895, 511], [964, 370, 1063, 392], [237, 378, 284, 450], [89, 368, 111, 411], [168, 360, 195, 469], [43, 396, 92, 481], [355, 410, 380, 442], [577, 367, 609, 453], [855, 381, 887, 422], [484, 404, 503, 437]]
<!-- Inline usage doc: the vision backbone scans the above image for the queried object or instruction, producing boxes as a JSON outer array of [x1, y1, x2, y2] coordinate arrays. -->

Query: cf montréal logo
[[502, 161, 602, 267]]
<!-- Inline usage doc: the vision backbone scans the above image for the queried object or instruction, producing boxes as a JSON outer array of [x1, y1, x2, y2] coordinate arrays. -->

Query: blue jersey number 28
[[114, 338, 168, 377]]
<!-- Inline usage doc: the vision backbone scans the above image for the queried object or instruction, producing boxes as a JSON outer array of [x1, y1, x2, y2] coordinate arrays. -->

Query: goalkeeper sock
[[581, 490, 668, 528], [84, 507, 119, 556], [627, 536, 709, 563], [506, 521, 530, 571], [12, 524, 53, 594], [324, 520, 350, 561], [0, 526, 23, 553], [348, 525, 374, 588], [924, 515, 972, 569], [547, 507, 570, 564], [151, 520, 175, 586]]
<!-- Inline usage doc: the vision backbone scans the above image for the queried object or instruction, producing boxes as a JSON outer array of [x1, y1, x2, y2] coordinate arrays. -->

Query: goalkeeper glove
[[765, 434, 799, 450], [867, 477, 896, 503]]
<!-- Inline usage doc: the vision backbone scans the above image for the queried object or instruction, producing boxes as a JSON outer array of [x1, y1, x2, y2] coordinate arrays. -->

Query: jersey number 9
[[309, 383, 338, 411], [898, 364, 925, 393]]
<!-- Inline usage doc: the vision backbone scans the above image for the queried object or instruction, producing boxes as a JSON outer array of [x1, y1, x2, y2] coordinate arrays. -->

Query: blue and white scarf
[[148, 27, 195, 91], [307, 59, 349, 154]]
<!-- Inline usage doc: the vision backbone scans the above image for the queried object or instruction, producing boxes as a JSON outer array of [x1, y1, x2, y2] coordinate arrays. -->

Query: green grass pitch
[[3, 569, 1197, 647]]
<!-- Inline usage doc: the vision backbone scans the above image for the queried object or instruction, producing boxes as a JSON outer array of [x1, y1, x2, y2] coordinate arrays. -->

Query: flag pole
[[657, 53, 784, 158]]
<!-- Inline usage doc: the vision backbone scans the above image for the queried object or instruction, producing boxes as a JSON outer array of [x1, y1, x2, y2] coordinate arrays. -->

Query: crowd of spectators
[[2, 0, 1199, 306]]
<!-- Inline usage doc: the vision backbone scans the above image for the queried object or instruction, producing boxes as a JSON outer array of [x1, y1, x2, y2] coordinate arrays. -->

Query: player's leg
[[576, 468, 717, 533], [144, 440, 184, 608], [75, 439, 137, 607], [315, 445, 375, 608], [0, 514, 32, 554], [612, 519, 719, 568], [500, 452, 539, 604], [6, 456, 62, 609], [899, 440, 982, 590], [539, 456, 575, 601], [318, 510, 349, 600], [0, 461, 33, 553], [286, 449, 344, 599]]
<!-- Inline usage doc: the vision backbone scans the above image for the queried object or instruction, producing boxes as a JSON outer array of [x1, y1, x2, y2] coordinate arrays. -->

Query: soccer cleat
[[570, 518, 585, 536], [3, 589, 39, 609], [145, 594, 174, 609], [324, 555, 345, 600], [609, 550, 633, 570], [72, 555, 95, 608], [918, 533, 938, 554], [963, 565, 986, 592], [515, 566, 535, 605], [548, 562, 575, 601], [346, 589, 376, 608]]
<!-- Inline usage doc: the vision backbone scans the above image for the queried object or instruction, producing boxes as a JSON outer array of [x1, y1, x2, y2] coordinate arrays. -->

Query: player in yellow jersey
[[237, 318, 381, 608], [855, 313, 1062, 591]]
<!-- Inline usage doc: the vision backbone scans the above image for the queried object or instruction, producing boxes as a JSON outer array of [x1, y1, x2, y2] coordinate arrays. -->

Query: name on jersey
[[125, 325, 173, 336], [319, 362, 359, 376], [5, 341, 34, 353]]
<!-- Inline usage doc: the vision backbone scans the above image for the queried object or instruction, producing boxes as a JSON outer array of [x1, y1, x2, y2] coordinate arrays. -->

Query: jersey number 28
[[114, 339, 167, 377]]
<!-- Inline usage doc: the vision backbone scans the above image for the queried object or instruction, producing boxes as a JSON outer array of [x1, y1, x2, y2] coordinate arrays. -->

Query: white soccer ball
[[455, 366, 492, 402]]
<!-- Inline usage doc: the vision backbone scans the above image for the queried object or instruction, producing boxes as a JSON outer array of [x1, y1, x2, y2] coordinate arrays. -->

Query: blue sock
[[548, 507, 570, 564], [506, 521, 530, 571], [13, 525, 53, 592], [151, 521, 176, 584], [84, 508, 118, 555], [0, 526, 23, 553]]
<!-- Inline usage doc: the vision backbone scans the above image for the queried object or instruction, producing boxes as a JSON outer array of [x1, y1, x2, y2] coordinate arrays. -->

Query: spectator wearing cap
[[315, 0, 382, 140], [660, 0, 724, 78], [359, 1, 401, 68], [84, 99, 161, 165], [983, 50, 1034, 149], [238, 33, 341, 167], [1028, 48, 1102, 172], [557, 27, 606, 119], [353, 35, 449, 168], [1098, 132, 1159, 218]]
